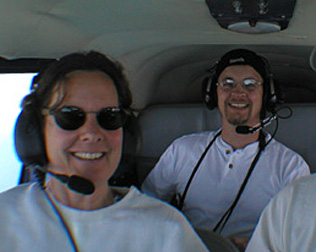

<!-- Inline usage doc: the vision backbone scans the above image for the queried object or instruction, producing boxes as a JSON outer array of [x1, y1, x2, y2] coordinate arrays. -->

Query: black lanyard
[[171, 130, 267, 234], [213, 130, 266, 233], [171, 130, 221, 210]]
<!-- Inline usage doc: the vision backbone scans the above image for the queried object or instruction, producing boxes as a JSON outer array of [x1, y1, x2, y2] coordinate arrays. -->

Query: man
[[245, 174, 316, 252], [142, 49, 310, 250]]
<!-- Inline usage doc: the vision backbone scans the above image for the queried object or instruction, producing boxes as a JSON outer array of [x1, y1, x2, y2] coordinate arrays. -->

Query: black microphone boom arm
[[236, 115, 277, 134], [32, 164, 95, 195]]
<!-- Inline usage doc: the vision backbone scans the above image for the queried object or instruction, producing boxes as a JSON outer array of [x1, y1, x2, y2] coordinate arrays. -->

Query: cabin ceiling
[[1, 0, 316, 108]]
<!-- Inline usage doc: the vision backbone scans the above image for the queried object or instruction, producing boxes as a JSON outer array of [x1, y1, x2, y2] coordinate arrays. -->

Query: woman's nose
[[78, 114, 104, 142]]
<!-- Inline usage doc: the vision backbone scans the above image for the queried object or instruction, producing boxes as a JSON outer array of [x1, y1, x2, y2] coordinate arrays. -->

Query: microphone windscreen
[[236, 126, 252, 134], [67, 175, 95, 195]]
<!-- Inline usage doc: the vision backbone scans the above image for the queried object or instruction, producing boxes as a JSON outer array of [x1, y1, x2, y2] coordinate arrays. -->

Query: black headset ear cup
[[14, 107, 47, 167], [262, 72, 280, 117], [202, 76, 217, 110], [260, 56, 280, 114], [268, 77, 277, 106]]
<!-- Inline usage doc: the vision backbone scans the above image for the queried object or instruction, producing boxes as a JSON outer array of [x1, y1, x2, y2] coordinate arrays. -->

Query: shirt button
[[229, 163, 234, 169], [225, 149, 231, 154]]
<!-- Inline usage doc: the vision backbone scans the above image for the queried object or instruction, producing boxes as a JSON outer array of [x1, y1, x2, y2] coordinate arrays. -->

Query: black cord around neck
[[171, 130, 221, 210], [171, 129, 270, 233], [213, 130, 267, 233]]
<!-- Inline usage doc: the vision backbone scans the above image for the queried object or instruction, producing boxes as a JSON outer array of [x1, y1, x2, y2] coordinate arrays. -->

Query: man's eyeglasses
[[217, 78, 262, 92], [42, 106, 129, 131]]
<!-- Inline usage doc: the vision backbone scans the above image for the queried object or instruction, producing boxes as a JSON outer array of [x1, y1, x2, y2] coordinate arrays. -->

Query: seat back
[[271, 104, 316, 171], [136, 104, 221, 183]]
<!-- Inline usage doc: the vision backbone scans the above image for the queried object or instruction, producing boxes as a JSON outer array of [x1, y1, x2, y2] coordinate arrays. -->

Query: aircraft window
[[0, 73, 35, 193]]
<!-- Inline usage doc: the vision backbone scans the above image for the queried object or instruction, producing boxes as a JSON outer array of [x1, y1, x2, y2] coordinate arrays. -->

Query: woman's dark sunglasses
[[43, 106, 128, 131]]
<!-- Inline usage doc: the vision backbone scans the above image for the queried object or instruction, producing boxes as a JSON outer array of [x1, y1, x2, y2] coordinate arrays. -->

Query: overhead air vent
[[206, 0, 297, 34]]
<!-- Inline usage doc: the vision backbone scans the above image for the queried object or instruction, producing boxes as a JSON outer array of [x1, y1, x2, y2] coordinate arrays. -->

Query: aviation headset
[[201, 49, 278, 119], [15, 75, 48, 169]]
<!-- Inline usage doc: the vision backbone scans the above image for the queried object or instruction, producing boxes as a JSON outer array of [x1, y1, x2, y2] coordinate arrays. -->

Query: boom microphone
[[51, 172, 95, 195], [236, 115, 277, 134], [34, 164, 95, 195], [235, 125, 253, 134]]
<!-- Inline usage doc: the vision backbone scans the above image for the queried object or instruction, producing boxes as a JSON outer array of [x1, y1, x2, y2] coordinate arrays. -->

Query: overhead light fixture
[[205, 0, 297, 34]]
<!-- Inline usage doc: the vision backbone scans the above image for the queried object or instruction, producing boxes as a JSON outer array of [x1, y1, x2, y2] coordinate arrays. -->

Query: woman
[[0, 51, 208, 252]]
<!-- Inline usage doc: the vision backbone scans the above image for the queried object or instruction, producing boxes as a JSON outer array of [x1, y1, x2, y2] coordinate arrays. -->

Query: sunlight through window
[[0, 74, 36, 192]]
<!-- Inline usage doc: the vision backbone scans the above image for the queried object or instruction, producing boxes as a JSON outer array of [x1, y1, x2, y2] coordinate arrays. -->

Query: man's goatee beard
[[226, 113, 250, 126]]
